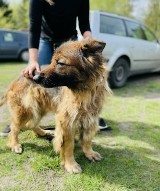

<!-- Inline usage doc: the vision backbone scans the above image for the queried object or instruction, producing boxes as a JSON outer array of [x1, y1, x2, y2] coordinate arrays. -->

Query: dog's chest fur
[[47, 84, 106, 122]]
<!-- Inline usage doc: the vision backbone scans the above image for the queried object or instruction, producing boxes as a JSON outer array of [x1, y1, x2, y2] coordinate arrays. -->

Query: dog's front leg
[[61, 133, 82, 173], [53, 116, 82, 173], [80, 122, 102, 162]]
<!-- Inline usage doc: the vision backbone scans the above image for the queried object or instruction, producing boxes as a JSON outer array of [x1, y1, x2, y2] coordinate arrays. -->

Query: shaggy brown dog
[[0, 40, 111, 173]]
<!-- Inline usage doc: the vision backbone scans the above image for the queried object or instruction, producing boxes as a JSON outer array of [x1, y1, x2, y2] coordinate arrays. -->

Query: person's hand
[[82, 31, 92, 41], [83, 37, 92, 42], [22, 61, 41, 78], [83, 35, 93, 41]]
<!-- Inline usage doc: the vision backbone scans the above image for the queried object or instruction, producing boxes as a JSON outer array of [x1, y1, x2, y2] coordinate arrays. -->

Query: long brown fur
[[0, 40, 111, 173]]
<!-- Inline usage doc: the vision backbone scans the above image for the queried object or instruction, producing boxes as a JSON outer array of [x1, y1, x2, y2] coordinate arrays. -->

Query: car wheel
[[20, 50, 29, 62], [109, 58, 130, 88]]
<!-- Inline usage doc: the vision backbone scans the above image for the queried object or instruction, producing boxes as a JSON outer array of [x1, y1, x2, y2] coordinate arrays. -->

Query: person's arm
[[23, 0, 42, 78], [78, 0, 92, 40]]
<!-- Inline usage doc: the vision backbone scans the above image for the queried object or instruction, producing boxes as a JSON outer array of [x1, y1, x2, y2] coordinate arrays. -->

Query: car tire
[[20, 50, 29, 62], [109, 58, 130, 88]]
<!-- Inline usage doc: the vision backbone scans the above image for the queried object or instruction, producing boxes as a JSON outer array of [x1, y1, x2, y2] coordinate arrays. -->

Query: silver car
[[78, 11, 160, 88], [0, 29, 29, 62]]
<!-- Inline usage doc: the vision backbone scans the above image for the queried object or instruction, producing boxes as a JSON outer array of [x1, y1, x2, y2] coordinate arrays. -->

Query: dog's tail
[[0, 94, 7, 107]]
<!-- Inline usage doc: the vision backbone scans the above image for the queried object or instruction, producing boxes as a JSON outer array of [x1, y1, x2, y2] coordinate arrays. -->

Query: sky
[[7, 0, 17, 3], [132, 0, 149, 21], [7, 0, 20, 4], [9, 0, 19, 3]]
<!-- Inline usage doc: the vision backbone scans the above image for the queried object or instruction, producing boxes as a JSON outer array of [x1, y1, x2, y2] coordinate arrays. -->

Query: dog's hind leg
[[33, 127, 54, 139], [7, 122, 22, 154], [80, 121, 102, 162], [26, 118, 54, 139]]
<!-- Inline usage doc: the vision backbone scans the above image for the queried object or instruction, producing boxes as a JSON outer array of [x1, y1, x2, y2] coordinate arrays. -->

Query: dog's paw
[[64, 162, 82, 174], [11, 144, 23, 154], [85, 151, 102, 162]]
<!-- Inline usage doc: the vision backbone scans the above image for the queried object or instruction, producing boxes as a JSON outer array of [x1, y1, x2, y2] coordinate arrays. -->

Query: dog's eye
[[56, 59, 66, 67], [56, 62, 66, 66]]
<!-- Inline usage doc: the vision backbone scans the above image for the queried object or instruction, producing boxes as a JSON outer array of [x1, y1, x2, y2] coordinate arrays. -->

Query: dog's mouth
[[33, 72, 82, 88]]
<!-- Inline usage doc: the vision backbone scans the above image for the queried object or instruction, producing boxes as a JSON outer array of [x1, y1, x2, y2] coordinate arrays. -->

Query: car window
[[142, 26, 158, 42], [100, 14, 126, 36], [125, 21, 146, 40], [3, 32, 14, 42]]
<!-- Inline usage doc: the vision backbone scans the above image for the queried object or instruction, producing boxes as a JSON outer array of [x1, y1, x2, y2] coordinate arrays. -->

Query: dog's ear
[[81, 40, 106, 55]]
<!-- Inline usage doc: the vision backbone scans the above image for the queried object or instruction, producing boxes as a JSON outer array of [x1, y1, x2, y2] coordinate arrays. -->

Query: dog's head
[[33, 39, 106, 89]]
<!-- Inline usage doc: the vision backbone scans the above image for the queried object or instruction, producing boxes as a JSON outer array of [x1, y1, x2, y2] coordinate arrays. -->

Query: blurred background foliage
[[0, 0, 160, 38], [144, 0, 160, 38], [0, 0, 28, 30], [90, 0, 133, 17]]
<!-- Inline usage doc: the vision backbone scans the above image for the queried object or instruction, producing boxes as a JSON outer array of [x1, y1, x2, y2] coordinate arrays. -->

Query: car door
[[0, 31, 19, 58], [125, 20, 159, 72], [142, 26, 160, 69]]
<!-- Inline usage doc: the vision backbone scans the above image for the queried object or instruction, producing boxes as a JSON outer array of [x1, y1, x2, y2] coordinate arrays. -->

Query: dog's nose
[[40, 72, 45, 77], [33, 73, 44, 84]]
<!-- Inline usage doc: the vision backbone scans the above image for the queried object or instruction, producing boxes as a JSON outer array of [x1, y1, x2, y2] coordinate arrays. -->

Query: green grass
[[0, 63, 160, 191]]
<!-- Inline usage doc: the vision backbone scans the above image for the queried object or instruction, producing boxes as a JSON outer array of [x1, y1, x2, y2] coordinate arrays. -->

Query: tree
[[90, 0, 133, 17], [0, 0, 13, 28], [0, 0, 8, 8], [145, 0, 160, 38], [10, 0, 29, 30]]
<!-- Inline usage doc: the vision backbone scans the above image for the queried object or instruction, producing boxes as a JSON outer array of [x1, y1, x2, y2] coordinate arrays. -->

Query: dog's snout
[[33, 74, 44, 84], [32, 70, 39, 77]]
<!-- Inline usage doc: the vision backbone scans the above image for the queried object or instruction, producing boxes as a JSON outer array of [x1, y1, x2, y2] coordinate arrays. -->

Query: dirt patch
[[0, 169, 64, 191], [144, 93, 160, 100], [128, 73, 160, 85], [118, 122, 132, 131], [0, 105, 9, 124]]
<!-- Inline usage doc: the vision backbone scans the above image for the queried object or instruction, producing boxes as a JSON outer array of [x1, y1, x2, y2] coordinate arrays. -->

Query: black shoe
[[0, 125, 11, 137], [99, 118, 112, 131]]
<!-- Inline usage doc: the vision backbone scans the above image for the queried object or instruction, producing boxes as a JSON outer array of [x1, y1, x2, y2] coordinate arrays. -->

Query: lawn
[[0, 62, 160, 191]]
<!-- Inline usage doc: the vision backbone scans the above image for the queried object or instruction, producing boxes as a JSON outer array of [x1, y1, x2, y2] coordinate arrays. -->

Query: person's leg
[[38, 38, 53, 66], [0, 38, 54, 137]]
